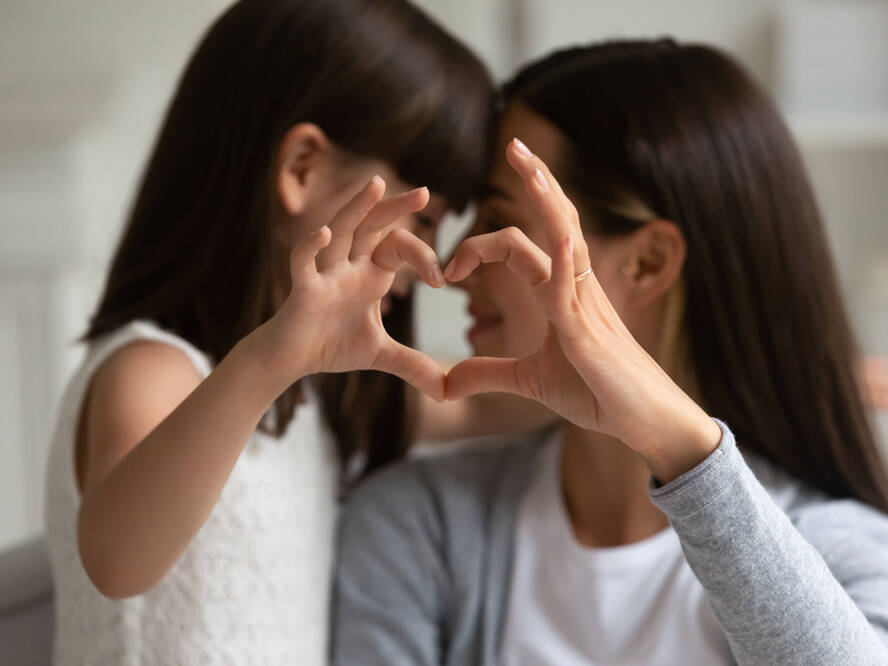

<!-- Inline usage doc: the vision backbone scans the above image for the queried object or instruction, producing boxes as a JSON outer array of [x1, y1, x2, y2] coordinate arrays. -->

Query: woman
[[333, 40, 888, 665], [43, 0, 495, 663]]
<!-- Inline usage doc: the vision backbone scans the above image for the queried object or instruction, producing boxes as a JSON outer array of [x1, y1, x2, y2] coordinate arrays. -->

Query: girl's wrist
[[235, 323, 311, 402]]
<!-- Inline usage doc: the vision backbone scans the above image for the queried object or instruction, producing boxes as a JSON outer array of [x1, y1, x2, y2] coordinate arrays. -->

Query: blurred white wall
[[0, 0, 886, 551]]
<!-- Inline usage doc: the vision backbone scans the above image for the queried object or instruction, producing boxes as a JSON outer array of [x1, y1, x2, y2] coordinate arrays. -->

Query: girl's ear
[[276, 123, 331, 215], [622, 219, 687, 307]]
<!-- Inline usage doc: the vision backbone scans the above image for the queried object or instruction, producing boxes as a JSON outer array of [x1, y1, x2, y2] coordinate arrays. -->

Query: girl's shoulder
[[85, 319, 213, 380]]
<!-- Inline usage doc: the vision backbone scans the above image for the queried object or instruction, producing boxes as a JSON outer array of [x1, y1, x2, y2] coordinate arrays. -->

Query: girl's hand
[[445, 141, 721, 481], [257, 176, 446, 401]]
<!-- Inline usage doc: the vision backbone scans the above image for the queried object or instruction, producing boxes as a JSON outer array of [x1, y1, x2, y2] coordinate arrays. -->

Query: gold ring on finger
[[574, 266, 592, 282]]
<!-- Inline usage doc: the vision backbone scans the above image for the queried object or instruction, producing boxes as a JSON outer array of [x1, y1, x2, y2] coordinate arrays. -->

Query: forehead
[[493, 104, 566, 175], [483, 104, 566, 206]]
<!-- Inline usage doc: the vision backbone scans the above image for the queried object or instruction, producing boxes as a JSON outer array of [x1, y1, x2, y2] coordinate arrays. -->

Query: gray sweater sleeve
[[650, 420, 888, 665], [331, 463, 445, 666]]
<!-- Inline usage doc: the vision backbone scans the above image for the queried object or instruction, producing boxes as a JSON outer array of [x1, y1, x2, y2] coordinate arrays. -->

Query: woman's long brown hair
[[84, 0, 494, 475], [505, 40, 888, 512]]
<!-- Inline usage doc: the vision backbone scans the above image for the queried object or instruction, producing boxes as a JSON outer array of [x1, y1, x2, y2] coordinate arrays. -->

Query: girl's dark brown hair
[[84, 0, 494, 475], [505, 40, 888, 512]]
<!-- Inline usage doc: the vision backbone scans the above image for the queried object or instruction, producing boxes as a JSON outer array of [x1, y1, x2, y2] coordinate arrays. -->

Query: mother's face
[[456, 104, 635, 359]]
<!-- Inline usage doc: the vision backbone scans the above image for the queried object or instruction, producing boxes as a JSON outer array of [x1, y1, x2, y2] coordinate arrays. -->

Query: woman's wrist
[[641, 408, 722, 485]]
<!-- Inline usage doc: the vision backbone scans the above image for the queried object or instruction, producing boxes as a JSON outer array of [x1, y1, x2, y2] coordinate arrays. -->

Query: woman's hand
[[255, 176, 447, 401], [445, 140, 721, 481]]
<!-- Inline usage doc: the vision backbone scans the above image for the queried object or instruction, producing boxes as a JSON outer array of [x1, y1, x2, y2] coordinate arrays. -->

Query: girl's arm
[[77, 178, 446, 598], [77, 332, 297, 599]]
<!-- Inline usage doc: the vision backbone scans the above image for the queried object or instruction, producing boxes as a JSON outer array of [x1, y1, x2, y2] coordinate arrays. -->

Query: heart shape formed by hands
[[274, 143, 675, 442], [270, 143, 719, 480]]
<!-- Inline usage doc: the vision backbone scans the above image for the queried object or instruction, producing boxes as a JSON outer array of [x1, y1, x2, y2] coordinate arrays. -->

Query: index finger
[[505, 138, 591, 273], [317, 175, 386, 270], [350, 186, 430, 258]]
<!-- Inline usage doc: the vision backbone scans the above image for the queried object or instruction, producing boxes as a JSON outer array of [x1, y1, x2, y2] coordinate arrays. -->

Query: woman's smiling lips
[[467, 304, 503, 341]]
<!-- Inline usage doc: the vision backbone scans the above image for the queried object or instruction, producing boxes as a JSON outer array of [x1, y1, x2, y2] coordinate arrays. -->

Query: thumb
[[445, 356, 526, 401], [374, 339, 446, 402]]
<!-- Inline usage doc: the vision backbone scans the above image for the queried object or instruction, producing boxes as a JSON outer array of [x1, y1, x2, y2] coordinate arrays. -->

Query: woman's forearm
[[650, 421, 888, 664], [77, 328, 299, 598]]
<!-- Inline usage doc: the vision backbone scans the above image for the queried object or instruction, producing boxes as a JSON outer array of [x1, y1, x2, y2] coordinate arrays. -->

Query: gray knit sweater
[[332, 421, 888, 665]]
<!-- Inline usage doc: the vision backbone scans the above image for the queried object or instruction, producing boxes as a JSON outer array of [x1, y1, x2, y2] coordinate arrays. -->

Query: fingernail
[[534, 168, 549, 191], [369, 175, 383, 189], [443, 259, 456, 280], [430, 263, 445, 287], [513, 138, 531, 156]]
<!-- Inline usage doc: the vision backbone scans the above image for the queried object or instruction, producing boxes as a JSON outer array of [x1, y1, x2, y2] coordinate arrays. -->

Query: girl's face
[[274, 131, 448, 314], [459, 104, 638, 358]]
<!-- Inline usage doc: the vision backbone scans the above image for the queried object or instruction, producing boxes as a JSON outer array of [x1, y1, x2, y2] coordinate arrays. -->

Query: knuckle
[[454, 242, 474, 261], [390, 227, 412, 242], [462, 235, 481, 251], [566, 202, 580, 224], [502, 226, 524, 243]]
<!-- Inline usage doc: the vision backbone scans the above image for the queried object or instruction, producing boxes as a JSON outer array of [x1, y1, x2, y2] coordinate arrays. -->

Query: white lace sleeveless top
[[44, 320, 338, 665]]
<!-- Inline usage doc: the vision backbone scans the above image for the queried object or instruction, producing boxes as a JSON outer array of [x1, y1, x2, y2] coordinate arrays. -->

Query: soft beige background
[[1, 0, 886, 550]]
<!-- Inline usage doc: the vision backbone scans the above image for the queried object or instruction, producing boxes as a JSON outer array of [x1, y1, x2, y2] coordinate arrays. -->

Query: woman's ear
[[621, 219, 686, 307], [276, 123, 331, 215]]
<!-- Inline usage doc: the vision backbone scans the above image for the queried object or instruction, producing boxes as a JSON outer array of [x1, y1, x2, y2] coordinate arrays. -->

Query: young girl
[[44, 0, 494, 663], [333, 40, 888, 664]]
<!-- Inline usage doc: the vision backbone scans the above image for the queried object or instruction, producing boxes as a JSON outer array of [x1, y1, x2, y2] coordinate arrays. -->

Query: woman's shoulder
[[340, 430, 547, 541], [350, 430, 543, 499]]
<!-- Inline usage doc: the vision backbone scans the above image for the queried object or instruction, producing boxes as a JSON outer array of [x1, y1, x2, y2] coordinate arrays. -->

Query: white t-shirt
[[45, 320, 338, 665], [499, 430, 732, 665]]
